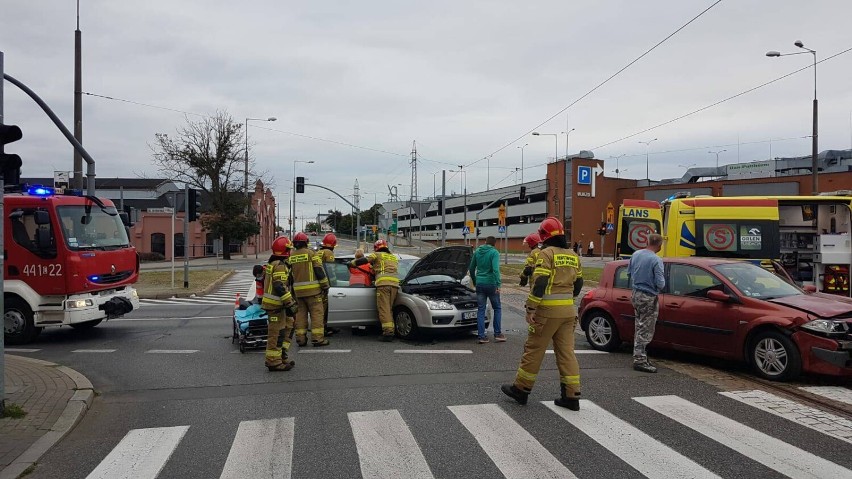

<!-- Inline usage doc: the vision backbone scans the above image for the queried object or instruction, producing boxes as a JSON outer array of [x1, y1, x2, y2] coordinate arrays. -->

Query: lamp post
[[486, 155, 493, 190], [678, 163, 696, 172], [708, 149, 726, 169], [450, 168, 467, 244], [292, 160, 315, 234], [638, 138, 658, 182], [532, 132, 559, 164], [562, 128, 576, 159], [767, 40, 819, 194], [609, 154, 626, 178], [243, 116, 276, 257], [517, 143, 528, 183]]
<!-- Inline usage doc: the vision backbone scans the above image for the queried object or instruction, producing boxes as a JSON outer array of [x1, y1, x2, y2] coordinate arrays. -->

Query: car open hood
[[768, 294, 852, 319], [402, 246, 473, 284]]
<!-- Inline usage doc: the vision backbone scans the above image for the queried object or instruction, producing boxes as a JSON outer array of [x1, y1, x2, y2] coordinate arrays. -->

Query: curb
[[0, 357, 95, 479], [138, 270, 235, 300]]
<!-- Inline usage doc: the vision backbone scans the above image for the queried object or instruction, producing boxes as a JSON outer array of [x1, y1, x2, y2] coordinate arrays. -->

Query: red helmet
[[293, 232, 309, 244], [374, 239, 389, 251], [322, 233, 338, 248], [272, 236, 293, 256], [537, 217, 565, 242], [523, 233, 541, 248]]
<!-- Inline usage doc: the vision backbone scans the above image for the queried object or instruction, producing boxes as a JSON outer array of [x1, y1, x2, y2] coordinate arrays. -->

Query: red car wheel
[[749, 330, 802, 381]]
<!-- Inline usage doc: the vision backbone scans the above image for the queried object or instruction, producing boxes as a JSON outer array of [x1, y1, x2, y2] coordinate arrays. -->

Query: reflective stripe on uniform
[[380, 322, 393, 329], [295, 328, 307, 335], [527, 296, 542, 304], [533, 267, 551, 276], [265, 350, 282, 359], [310, 328, 324, 336], [516, 368, 537, 382], [375, 274, 400, 283], [540, 293, 574, 306], [560, 374, 580, 385]]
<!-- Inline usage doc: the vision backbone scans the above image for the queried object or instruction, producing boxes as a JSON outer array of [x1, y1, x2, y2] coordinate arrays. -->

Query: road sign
[[462, 226, 470, 235], [497, 225, 506, 234], [497, 203, 506, 226], [606, 202, 615, 224], [466, 220, 475, 232], [606, 223, 615, 234], [577, 166, 591, 185]]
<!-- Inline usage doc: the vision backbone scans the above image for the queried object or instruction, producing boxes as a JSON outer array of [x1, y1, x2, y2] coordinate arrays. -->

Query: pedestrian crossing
[[81, 392, 852, 479], [139, 270, 254, 306]]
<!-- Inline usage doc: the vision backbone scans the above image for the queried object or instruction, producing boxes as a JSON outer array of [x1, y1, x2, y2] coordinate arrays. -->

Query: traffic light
[[519, 186, 527, 201], [598, 222, 607, 236], [296, 176, 305, 193], [187, 188, 201, 221], [476, 228, 481, 237], [0, 124, 23, 185]]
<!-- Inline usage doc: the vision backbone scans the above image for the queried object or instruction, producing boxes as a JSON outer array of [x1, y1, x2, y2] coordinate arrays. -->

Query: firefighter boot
[[501, 384, 530, 405], [312, 339, 330, 347], [266, 359, 295, 372], [554, 384, 580, 411]]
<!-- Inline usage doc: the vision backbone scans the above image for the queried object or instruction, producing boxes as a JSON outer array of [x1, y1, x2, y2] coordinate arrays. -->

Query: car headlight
[[801, 319, 849, 336], [66, 299, 94, 309], [427, 300, 454, 310]]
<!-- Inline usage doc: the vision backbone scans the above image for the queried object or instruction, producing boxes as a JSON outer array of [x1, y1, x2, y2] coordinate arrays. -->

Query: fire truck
[[4, 184, 140, 344]]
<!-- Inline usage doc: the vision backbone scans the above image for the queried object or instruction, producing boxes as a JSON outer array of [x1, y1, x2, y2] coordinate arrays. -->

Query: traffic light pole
[[184, 183, 190, 288], [474, 191, 515, 249], [1, 51, 6, 412]]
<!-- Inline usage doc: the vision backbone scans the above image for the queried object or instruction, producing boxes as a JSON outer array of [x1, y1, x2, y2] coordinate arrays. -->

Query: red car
[[578, 257, 852, 381]]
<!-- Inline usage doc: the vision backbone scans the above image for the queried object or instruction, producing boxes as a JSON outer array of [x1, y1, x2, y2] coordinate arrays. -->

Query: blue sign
[[497, 225, 506, 233], [606, 223, 615, 232], [577, 166, 592, 185], [462, 226, 470, 235]]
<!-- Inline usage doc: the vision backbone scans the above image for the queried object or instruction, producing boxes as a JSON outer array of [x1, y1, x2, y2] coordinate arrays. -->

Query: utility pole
[[441, 170, 446, 247], [410, 140, 417, 202], [354, 179, 361, 247], [184, 184, 189, 288], [0, 51, 6, 411], [72, 0, 83, 190]]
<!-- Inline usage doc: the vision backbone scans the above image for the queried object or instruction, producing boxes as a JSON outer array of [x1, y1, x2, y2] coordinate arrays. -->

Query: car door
[[658, 263, 738, 356], [327, 261, 378, 325], [609, 265, 637, 343]]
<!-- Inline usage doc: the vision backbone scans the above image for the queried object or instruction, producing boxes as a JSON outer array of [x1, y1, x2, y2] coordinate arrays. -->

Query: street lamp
[[638, 138, 658, 182], [678, 163, 696, 171], [517, 143, 528, 183], [609, 154, 626, 178], [450, 168, 467, 243], [292, 160, 315, 234], [243, 116, 276, 258], [708, 149, 726, 169], [562, 128, 576, 159], [767, 40, 819, 194], [532, 132, 559, 165]]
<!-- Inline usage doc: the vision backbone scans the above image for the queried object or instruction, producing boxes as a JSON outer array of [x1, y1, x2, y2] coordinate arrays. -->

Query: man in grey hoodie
[[469, 236, 503, 344]]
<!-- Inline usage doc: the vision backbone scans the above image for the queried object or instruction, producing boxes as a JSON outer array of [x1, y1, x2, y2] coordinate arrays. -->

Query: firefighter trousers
[[514, 311, 580, 397], [376, 286, 398, 336], [322, 291, 330, 329], [295, 294, 326, 344], [265, 312, 295, 366]]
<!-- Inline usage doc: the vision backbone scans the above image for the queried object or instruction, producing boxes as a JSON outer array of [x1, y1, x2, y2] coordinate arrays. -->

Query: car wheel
[[584, 310, 620, 352], [749, 330, 801, 381], [394, 308, 419, 340], [4, 297, 40, 345], [70, 318, 103, 329]]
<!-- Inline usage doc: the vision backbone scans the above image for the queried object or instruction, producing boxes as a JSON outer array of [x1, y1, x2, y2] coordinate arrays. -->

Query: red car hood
[[769, 294, 852, 319]]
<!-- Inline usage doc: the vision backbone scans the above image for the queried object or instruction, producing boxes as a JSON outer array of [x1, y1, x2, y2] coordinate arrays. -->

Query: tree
[[305, 222, 321, 234], [152, 111, 262, 259]]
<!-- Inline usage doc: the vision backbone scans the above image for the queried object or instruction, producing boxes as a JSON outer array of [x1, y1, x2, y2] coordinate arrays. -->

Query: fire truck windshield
[[56, 205, 130, 250]]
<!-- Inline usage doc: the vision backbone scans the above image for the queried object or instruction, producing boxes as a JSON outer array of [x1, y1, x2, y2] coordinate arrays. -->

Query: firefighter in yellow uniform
[[288, 232, 330, 347], [502, 217, 584, 410], [318, 233, 341, 336], [351, 239, 399, 341], [262, 236, 299, 371], [519, 233, 541, 288]]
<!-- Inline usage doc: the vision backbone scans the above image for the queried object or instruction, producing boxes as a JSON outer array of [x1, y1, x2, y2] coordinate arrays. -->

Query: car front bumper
[[793, 331, 852, 377]]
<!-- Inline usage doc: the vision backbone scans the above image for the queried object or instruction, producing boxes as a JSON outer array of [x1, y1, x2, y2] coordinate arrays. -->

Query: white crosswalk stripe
[[139, 270, 255, 306], [799, 386, 852, 406], [83, 395, 852, 479], [635, 395, 851, 479]]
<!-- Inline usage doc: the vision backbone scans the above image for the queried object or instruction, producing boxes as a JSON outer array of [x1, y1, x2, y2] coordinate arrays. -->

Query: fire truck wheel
[[4, 297, 40, 345], [70, 319, 103, 329]]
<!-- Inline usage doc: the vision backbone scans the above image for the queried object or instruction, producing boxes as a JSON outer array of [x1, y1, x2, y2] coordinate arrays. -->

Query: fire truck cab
[[4, 185, 140, 344]]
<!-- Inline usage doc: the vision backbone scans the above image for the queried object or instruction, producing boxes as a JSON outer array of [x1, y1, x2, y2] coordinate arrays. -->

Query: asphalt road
[[10, 283, 852, 478]]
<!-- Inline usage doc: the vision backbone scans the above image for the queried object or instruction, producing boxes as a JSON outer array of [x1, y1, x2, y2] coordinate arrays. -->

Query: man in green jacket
[[469, 236, 503, 344]]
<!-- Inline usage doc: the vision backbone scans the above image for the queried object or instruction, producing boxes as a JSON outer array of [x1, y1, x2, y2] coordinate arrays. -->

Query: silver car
[[326, 246, 490, 339]]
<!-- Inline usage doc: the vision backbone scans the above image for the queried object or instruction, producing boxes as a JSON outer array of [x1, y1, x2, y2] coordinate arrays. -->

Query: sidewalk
[[141, 251, 271, 272], [1, 356, 93, 479]]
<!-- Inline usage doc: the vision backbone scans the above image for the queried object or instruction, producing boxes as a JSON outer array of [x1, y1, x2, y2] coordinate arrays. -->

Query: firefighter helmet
[[272, 236, 293, 256], [374, 239, 389, 251], [322, 233, 338, 248], [293, 232, 309, 244], [537, 217, 565, 242], [523, 233, 541, 248]]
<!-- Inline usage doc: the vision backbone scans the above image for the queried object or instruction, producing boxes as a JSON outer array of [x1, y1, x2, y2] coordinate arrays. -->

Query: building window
[[174, 233, 185, 258], [151, 233, 166, 256]]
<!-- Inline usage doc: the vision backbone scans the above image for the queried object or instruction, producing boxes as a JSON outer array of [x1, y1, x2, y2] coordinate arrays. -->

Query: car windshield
[[397, 258, 417, 279], [56, 205, 130, 250], [713, 263, 802, 300]]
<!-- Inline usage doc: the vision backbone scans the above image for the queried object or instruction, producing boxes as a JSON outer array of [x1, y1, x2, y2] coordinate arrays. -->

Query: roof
[[21, 177, 174, 190]]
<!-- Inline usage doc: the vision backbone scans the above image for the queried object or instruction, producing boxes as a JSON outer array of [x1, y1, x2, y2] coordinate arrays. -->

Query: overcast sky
[[2, 1, 851, 218]]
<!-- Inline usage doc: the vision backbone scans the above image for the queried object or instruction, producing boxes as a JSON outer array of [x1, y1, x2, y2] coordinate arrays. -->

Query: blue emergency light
[[27, 185, 56, 197]]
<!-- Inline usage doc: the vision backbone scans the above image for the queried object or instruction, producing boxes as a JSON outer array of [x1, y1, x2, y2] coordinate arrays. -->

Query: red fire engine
[[4, 185, 140, 344]]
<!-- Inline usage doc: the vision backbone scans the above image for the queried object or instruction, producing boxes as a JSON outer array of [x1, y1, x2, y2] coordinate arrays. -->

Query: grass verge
[[136, 269, 233, 298], [2, 403, 27, 419]]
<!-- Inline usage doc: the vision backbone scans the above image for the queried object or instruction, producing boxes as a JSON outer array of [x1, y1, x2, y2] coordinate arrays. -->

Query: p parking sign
[[577, 166, 591, 185]]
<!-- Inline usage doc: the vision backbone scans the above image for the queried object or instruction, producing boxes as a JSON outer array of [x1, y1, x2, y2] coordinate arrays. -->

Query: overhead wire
[[593, 46, 852, 150], [464, 0, 723, 169]]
